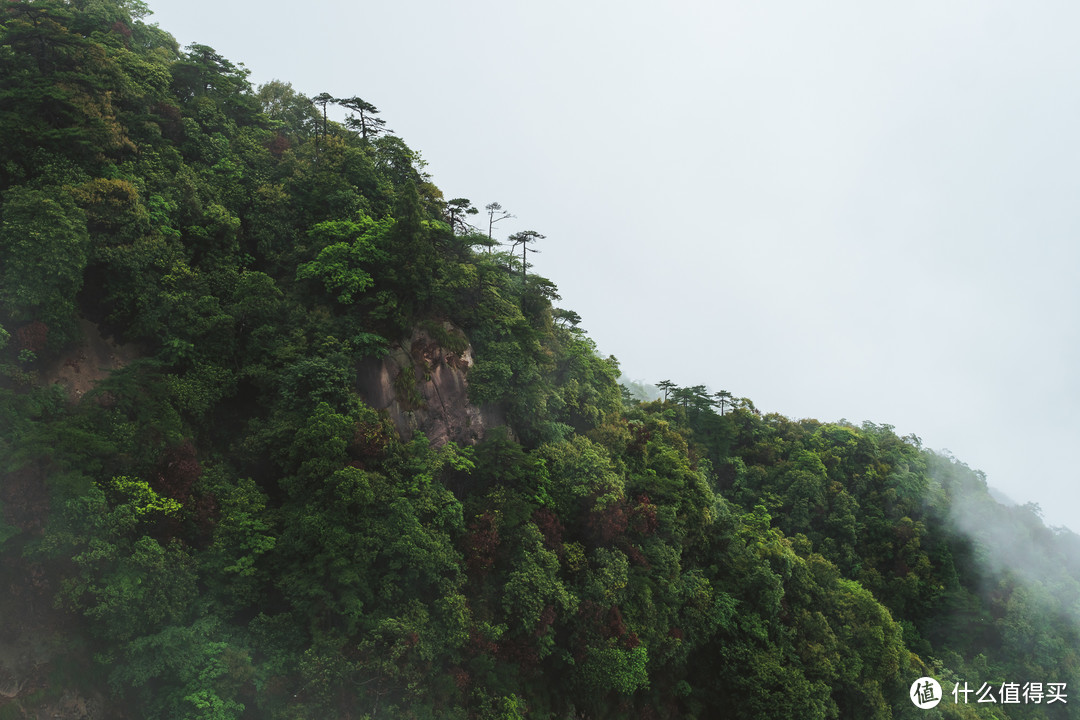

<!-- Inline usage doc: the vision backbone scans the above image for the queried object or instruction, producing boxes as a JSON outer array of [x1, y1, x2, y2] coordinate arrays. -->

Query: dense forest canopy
[[0, 1, 1078, 718]]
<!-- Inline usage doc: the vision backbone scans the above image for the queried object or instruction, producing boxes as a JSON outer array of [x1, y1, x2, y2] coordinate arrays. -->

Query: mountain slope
[[1, 2, 1078, 719]]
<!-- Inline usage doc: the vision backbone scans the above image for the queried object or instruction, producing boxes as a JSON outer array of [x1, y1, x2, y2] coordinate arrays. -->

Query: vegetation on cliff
[[1, 2, 1078, 718]]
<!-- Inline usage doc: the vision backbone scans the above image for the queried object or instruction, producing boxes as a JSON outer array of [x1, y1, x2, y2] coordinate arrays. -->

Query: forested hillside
[[1, 1, 1079, 718]]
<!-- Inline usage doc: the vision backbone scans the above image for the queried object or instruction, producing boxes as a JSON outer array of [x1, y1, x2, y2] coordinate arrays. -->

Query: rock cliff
[[355, 322, 503, 446]]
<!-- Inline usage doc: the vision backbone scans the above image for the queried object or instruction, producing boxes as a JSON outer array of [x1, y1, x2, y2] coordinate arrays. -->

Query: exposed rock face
[[37, 319, 140, 401], [355, 323, 503, 447]]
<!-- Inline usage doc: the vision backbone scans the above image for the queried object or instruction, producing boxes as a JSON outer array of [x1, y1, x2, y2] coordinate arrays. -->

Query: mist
[[926, 450, 1080, 689]]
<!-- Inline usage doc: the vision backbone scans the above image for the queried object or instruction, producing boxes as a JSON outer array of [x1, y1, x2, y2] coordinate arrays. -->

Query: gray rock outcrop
[[355, 322, 503, 446]]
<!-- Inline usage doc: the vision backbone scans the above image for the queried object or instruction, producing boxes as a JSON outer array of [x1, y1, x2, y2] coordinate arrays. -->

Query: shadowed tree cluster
[[0, 3, 1078, 719]]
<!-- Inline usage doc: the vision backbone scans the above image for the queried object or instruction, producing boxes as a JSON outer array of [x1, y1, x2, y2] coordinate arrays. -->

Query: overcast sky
[[147, 0, 1080, 531]]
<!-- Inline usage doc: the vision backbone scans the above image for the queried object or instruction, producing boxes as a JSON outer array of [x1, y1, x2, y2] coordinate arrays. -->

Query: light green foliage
[[256, 79, 318, 138], [51, 482, 197, 642], [537, 435, 624, 517], [583, 547, 629, 603], [71, 177, 149, 244], [3, 4, 1078, 718], [103, 475, 183, 531], [284, 401, 356, 486], [502, 524, 577, 639], [167, 360, 234, 416], [279, 358, 353, 415], [553, 334, 622, 430], [579, 644, 649, 695], [110, 617, 249, 720], [202, 474, 276, 607], [296, 217, 388, 303]]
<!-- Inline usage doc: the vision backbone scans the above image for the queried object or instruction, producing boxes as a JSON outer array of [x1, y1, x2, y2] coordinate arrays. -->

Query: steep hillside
[[1, 2, 1078, 719]]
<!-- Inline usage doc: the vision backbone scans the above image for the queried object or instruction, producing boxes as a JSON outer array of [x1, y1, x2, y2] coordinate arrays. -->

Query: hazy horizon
[[147, 0, 1080, 532]]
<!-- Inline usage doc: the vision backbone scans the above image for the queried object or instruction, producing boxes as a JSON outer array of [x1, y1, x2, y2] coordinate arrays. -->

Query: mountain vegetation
[[1, 1, 1078, 718]]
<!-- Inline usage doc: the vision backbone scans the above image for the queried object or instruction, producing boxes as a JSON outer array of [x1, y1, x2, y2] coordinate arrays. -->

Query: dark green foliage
[[337, 96, 387, 140], [2, 3, 1078, 719], [0, 185, 90, 345]]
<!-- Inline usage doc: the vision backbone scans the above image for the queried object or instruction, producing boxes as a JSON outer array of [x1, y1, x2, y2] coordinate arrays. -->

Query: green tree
[[48, 476, 197, 643], [446, 197, 479, 235], [656, 380, 676, 402], [110, 618, 250, 720], [485, 201, 513, 245], [713, 390, 734, 415], [311, 91, 335, 140], [0, 185, 90, 344], [295, 218, 386, 304], [553, 308, 582, 329], [256, 79, 318, 139], [509, 229, 544, 279], [0, 0, 134, 180], [170, 43, 256, 122], [337, 96, 388, 140]]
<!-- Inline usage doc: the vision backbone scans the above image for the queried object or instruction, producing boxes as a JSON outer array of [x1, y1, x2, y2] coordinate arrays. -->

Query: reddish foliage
[[588, 499, 628, 545], [604, 605, 628, 640], [15, 321, 48, 353], [624, 544, 649, 568], [629, 493, 658, 536], [893, 521, 916, 543], [532, 507, 563, 553], [534, 604, 556, 639], [628, 423, 652, 456], [572, 601, 639, 656], [0, 464, 49, 534], [450, 667, 470, 690], [266, 133, 290, 157], [110, 20, 131, 38], [464, 511, 499, 577], [668, 626, 684, 640], [348, 421, 388, 465], [5, 557, 51, 606], [191, 490, 219, 544], [152, 102, 184, 140], [499, 637, 540, 670], [155, 440, 201, 501], [578, 600, 603, 624], [638, 706, 661, 720], [467, 628, 499, 657], [687, 445, 700, 470], [153, 102, 181, 122], [571, 601, 603, 659], [26, 562, 49, 594]]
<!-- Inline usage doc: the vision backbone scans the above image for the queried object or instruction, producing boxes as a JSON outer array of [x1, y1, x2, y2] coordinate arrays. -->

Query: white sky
[[147, 0, 1080, 531]]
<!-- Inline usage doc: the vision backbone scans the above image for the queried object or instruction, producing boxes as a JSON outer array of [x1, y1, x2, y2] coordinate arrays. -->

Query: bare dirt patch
[[37, 319, 140, 401]]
